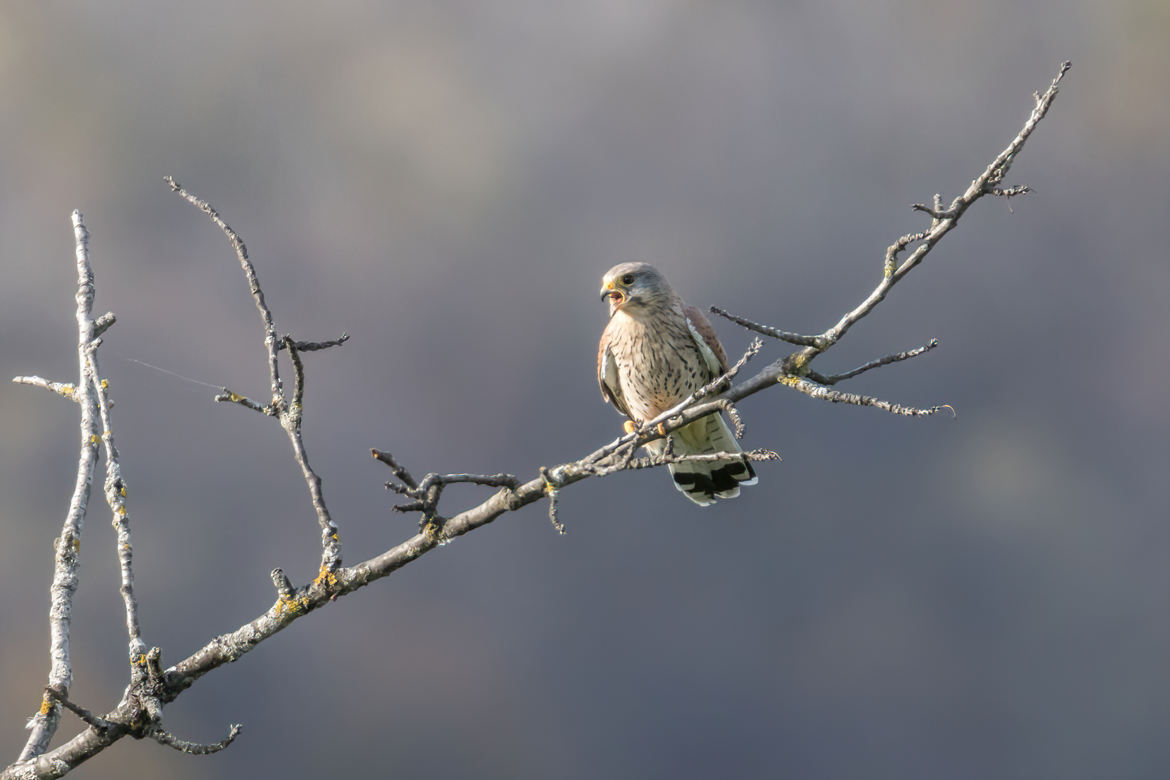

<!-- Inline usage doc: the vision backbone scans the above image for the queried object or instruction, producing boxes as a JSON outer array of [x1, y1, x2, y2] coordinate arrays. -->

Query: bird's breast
[[608, 313, 709, 420]]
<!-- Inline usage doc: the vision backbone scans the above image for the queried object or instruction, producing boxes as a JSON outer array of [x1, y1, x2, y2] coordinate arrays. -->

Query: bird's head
[[600, 262, 673, 317]]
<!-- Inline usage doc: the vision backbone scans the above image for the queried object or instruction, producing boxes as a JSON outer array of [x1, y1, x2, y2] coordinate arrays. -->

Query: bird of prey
[[597, 262, 756, 505]]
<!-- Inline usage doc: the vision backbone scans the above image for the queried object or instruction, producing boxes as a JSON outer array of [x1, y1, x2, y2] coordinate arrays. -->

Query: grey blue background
[[1, 2, 1167, 778]]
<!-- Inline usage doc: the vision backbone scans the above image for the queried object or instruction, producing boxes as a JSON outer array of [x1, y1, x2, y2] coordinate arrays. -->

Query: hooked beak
[[600, 280, 626, 305]]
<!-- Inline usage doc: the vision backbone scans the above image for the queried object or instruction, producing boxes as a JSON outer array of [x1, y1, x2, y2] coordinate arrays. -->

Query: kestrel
[[597, 262, 756, 505]]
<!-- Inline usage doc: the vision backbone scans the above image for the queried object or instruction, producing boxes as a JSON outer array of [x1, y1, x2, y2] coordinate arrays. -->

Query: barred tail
[[648, 414, 757, 506]]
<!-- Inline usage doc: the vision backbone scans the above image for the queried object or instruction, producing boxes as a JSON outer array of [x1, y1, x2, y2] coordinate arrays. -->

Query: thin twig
[[165, 176, 284, 408], [279, 333, 350, 352], [590, 448, 780, 478], [93, 312, 116, 338], [780, 375, 950, 416], [280, 337, 342, 572], [43, 688, 111, 732], [812, 339, 939, 385], [18, 211, 102, 763], [371, 449, 419, 490], [709, 306, 821, 346], [11, 376, 80, 402], [539, 467, 564, 534], [85, 341, 147, 659], [714, 62, 1071, 415], [270, 568, 295, 600], [727, 403, 746, 439], [148, 724, 242, 755], [169, 179, 343, 573], [214, 388, 271, 415], [414, 473, 522, 497]]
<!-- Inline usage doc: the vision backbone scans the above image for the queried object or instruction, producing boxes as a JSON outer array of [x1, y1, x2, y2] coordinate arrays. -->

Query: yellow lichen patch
[[133, 653, 148, 667], [313, 566, 339, 589], [39, 694, 53, 715], [779, 375, 803, 388], [120, 485, 127, 497], [117, 506, 127, 517], [100, 378, 109, 389], [89, 434, 100, 444], [273, 593, 310, 616], [61, 385, 74, 397]]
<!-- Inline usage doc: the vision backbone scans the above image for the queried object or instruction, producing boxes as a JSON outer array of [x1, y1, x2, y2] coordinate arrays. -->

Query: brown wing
[[597, 321, 631, 417], [684, 304, 729, 375]]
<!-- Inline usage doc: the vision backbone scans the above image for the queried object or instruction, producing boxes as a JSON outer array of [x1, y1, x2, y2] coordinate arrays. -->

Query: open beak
[[600, 281, 625, 305]]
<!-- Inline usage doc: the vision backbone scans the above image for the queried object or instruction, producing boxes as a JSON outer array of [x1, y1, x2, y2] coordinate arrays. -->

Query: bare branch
[[715, 61, 1070, 416], [85, 340, 147, 659], [589, 448, 780, 478], [92, 312, 116, 338], [279, 333, 350, 352], [780, 376, 951, 416], [18, 211, 102, 762], [727, 403, 746, 439], [148, 724, 242, 755], [810, 339, 939, 385], [164, 176, 284, 408], [213, 388, 271, 415], [11, 376, 80, 402], [385, 467, 522, 525], [168, 179, 343, 573], [43, 689, 111, 733], [539, 467, 565, 534], [709, 306, 821, 346], [270, 568, 295, 600], [371, 449, 420, 490]]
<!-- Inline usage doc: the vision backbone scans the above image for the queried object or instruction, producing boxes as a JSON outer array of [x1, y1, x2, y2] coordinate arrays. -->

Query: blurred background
[[1, 2, 1167, 778]]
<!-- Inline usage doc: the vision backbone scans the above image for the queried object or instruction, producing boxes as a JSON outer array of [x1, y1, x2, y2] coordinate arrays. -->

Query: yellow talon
[[623, 420, 637, 434]]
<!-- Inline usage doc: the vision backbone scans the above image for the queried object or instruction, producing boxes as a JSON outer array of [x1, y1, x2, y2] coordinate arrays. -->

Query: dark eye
[[621, 274, 635, 285]]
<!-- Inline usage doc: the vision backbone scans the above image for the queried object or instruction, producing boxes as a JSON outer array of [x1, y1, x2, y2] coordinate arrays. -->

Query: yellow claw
[[623, 420, 637, 434]]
